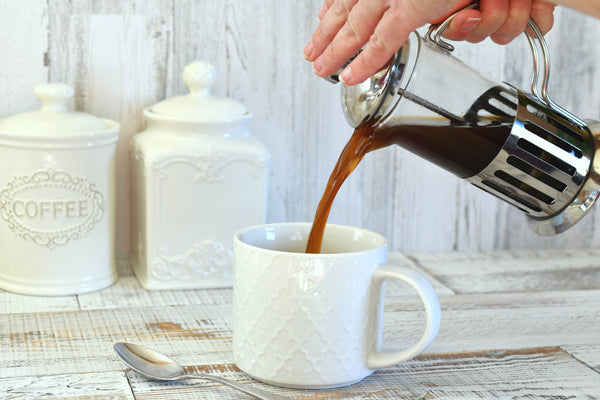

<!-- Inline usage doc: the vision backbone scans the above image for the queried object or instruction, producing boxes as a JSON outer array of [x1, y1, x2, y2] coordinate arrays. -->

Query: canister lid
[[0, 83, 110, 134], [149, 61, 249, 121]]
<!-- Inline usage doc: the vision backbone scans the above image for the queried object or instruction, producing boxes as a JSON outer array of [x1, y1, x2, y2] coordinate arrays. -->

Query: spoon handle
[[184, 373, 288, 400]]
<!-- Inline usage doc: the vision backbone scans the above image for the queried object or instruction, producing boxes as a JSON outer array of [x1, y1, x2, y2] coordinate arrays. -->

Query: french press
[[327, 5, 600, 236]]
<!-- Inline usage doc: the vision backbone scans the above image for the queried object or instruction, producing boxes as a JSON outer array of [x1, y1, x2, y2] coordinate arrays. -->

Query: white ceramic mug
[[232, 222, 441, 389]]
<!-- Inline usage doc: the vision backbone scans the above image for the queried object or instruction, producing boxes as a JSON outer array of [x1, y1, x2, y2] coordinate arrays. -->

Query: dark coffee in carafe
[[305, 117, 511, 253]]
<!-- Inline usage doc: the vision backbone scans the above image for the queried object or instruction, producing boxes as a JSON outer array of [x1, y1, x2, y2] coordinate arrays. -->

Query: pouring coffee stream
[[306, 10, 600, 253]]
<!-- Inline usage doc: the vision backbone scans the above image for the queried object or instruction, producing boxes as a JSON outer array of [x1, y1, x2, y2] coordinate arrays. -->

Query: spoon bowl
[[114, 342, 184, 380], [113, 342, 287, 400]]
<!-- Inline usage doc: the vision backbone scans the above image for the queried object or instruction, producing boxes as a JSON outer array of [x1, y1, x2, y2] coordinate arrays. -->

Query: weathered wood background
[[1, 1, 600, 258]]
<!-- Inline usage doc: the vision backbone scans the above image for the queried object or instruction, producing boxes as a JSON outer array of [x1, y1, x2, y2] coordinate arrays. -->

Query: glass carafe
[[328, 13, 600, 236]]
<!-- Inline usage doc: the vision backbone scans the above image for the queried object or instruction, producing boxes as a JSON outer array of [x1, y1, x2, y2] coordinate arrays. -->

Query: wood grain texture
[[0, 290, 79, 315], [4, 347, 597, 399], [2, 1, 599, 258], [562, 344, 600, 373], [0, 1, 48, 117], [3, 287, 599, 378], [2, 371, 134, 400], [100, 347, 600, 399], [399, 347, 600, 399], [77, 261, 234, 311], [408, 248, 600, 294], [1, 304, 234, 379], [1, 250, 600, 398]]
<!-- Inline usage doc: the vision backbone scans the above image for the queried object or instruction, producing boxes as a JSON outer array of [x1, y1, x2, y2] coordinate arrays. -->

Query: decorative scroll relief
[[0, 168, 106, 249], [151, 240, 233, 281], [151, 150, 267, 182]]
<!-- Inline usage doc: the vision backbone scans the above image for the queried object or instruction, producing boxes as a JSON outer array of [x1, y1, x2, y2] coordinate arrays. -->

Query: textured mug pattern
[[233, 241, 385, 388]]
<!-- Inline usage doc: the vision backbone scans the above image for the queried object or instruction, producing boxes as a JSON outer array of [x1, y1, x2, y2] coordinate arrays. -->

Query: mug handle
[[366, 265, 441, 369]]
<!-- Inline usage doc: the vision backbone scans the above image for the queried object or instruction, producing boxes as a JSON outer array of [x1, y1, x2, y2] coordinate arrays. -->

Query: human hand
[[304, 0, 556, 85]]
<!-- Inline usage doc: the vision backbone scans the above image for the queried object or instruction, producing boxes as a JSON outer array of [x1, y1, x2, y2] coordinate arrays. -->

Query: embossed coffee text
[[11, 199, 90, 219], [0, 168, 106, 249]]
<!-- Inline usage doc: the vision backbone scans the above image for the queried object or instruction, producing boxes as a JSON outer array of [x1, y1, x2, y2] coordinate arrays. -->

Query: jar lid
[[0, 83, 110, 134], [149, 61, 248, 121]]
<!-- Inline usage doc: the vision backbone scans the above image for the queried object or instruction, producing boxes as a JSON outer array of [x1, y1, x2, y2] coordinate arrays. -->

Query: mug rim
[[233, 222, 387, 256]]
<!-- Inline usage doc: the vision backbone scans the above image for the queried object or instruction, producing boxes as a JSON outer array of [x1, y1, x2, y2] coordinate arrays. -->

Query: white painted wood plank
[[77, 261, 233, 310], [2, 371, 133, 400], [383, 290, 600, 354], [124, 347, 600, 399], [408, 248, 600, 293], [562, 344, 600, 373], [0, 1, 48, 117], [3, 290, 599, 379], [0, 304, 234, 379], [394, 347, 600, 399], [1, 249, 598, 399], [386, 252, 456, 295], [0, 291, 79, 315], [126, 367, 291, 400]]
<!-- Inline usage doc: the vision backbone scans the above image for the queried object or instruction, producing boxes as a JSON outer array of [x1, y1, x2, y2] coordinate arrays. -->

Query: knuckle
[[368, 32, 387, 52], [499, 8, 530, 37], [314, 24, 326, 41], [355, 49, 382, 71], [341, 0, 354, 14], [313, 24, 331, 44], [324, 43, 344, 65], [385, 7, 402, 24], [478, 1, 509, 31], [341, 13, 364, 43], [332, 0, 349, 16]]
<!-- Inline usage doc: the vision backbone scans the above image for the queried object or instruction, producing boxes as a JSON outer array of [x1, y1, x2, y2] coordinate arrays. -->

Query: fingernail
[[461, 17, 481, 33], [313, 56, 324, 74], [303, 40, 314, 60], [339, 66, 352, 84]]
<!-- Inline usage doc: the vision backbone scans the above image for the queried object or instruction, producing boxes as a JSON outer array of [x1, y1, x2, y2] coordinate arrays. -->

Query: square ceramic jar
[[130, 61, 270, 290]]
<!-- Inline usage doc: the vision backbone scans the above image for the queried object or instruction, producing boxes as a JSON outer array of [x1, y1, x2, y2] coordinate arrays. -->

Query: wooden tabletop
[[2, 248, 600, 399]]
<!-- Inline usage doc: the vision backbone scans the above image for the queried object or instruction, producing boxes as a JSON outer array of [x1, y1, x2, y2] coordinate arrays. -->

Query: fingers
[[311, 0, 388, 79], [530, 0, 556, 34], [304, 0, 558, 86], [318, 0, 336, 21], [441, 0, 555, 45], [439, 9, 483, 41], [340, 7, 412, 85], [491, 0, 532, 44], [304, 0, 359, 62], [466, 0, 510, 43]]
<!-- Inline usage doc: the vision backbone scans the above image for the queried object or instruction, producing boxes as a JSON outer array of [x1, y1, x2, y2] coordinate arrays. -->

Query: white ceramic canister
[[130, 61, 270, 290], [0, 83, 120, 295]]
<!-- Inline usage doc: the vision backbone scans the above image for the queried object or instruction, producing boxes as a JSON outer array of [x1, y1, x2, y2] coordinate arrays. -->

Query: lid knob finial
[[183, 61, 217, 96], [34, 83, 74, 112]]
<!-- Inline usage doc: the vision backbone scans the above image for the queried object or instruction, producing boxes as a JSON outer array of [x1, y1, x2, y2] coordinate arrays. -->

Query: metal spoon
[[114, 342, 287, 400]]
